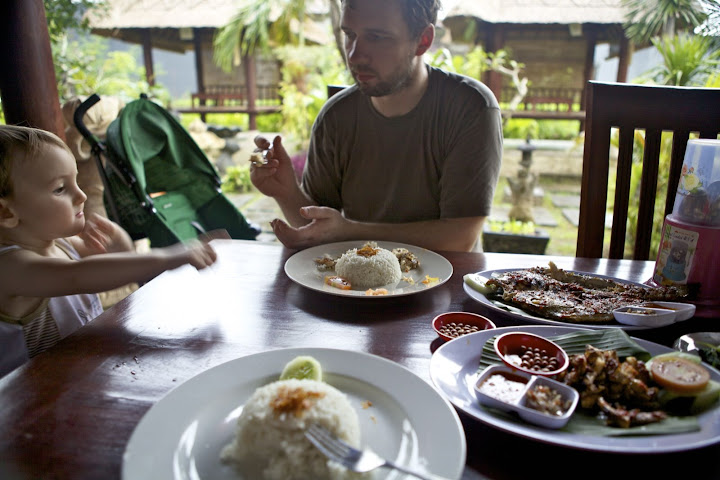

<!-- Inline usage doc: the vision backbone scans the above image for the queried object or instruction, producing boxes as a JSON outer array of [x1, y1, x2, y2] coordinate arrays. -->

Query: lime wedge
[[279, 355, 323, 381]]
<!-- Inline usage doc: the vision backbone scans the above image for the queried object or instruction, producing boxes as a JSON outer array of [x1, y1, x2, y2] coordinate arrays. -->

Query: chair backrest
[[327, 84, 348, 99], [576, 81, 720, 260]]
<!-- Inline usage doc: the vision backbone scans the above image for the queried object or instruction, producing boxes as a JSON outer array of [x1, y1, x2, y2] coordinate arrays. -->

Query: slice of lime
[[279, 355, 323, 381]]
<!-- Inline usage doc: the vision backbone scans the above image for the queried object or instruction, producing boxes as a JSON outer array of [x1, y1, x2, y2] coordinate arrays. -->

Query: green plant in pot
[[482, 219, 550, 255], [482, 135, 549, 254]]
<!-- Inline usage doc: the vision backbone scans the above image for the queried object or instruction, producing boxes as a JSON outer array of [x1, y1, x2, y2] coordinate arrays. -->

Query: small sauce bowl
[[494, 332, 569, 377], [432, 312, 496, 342], [474, 365, 579, 429], [613, 306, 677, 327], [641, 301, 696, 321]]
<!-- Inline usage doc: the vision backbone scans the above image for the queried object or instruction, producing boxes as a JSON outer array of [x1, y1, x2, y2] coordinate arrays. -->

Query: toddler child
[[0, 124, 221, 377]]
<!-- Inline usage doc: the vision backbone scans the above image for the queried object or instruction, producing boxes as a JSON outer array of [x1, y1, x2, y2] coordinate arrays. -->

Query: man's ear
[[415, 24, 435, 56], [0, 199, 19, 228]]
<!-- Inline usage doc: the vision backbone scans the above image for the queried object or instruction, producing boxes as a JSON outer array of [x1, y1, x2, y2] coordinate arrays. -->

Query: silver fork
[[305, 423, 451, 480]]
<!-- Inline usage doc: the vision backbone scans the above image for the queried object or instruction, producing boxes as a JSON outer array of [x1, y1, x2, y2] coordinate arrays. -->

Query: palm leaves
[[622, 0, 708, 44], [213, 0, 309, 71], [647, 33, 720, 86], [696, 0, 720, 37], [622, 0, 719, 87], [213, 2, 274, 71], [212, 0, 348, 73]]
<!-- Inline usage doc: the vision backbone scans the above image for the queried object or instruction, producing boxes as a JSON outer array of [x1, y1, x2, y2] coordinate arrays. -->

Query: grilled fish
[[485, 262, 688, 323]]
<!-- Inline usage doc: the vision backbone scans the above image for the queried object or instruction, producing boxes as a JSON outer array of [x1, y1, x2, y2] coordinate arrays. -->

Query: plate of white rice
[[122, 348, 466, 480], [284, 241, 453, 297]]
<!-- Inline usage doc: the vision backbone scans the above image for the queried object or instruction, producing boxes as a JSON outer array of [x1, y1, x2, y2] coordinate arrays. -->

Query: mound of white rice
[[335, 245, 402, 289], [221, 378, 366, 480]]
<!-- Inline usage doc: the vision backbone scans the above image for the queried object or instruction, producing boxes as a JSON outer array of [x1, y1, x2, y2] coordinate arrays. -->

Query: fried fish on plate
[[484, 262, 689, 324]]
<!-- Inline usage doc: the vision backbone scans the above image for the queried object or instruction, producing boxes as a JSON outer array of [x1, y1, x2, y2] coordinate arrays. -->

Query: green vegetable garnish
[[463, 273, 497, 295], [696, 342, 720, 369]]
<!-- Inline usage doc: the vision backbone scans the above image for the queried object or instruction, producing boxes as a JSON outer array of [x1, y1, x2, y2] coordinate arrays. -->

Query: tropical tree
[[622, 0, 708, 44], [213, 0, 345, 72], [42, 0, 169, 104], [696, 0, 720, 37], [43, 0, 106, 43], [427, 47, 528, 120], [273, 45, 350, 152], [642, 33, 720, 86], [53, 36, 170, 104]]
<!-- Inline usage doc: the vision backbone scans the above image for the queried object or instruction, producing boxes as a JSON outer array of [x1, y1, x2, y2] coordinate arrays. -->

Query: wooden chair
[[327, 84, 348, 99], [576, 81, 720, 260]]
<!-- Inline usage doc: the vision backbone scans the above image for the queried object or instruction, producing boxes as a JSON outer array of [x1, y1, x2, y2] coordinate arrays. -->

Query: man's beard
[[353, 55, 416, 97]]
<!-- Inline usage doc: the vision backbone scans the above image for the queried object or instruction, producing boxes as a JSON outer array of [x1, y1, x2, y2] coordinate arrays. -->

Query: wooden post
[[580, 25, 598, 131], [0, 0, 65, 139], [483, 23, 505, 103], [142, 30, 155, 87], [616, 33, 633, 83], [245, 54, 258, 130], [193, 30, 207, 122]]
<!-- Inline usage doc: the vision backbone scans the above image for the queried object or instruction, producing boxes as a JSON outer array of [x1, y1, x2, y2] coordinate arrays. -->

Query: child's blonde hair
[[0, 125, 72, 198]]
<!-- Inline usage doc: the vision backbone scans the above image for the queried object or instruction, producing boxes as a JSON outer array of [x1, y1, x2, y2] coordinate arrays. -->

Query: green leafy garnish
[[696, 342, 720, 369]]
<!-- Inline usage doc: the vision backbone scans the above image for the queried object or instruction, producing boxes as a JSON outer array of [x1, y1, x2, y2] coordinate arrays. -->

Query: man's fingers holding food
[[249, 151, 269, 166], [253, 135, 271, 150]]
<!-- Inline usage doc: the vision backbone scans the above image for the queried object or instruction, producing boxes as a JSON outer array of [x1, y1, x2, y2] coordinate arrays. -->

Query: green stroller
[[74, 94, 259, 247]]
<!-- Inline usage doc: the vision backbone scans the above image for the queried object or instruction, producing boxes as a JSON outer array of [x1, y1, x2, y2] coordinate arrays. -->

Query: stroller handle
[[73, 94, 103, 147]]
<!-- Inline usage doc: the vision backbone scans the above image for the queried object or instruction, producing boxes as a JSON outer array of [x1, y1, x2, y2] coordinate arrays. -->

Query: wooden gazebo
[[85, 0, 330, 128], [443, 0, 634, 120]]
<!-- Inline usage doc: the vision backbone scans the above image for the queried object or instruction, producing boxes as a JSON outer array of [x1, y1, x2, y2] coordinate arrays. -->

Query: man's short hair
[[0, 125, 70, 197], [344, 0, 442, 39]]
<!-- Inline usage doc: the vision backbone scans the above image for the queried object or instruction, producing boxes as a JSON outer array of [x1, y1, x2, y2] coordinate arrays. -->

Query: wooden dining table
[[1, 240, 719, 480]]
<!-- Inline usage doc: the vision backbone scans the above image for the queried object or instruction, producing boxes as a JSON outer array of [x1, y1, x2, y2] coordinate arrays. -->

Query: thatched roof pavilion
[[443, 0, 633, 119], [86, 0, 331, 127]]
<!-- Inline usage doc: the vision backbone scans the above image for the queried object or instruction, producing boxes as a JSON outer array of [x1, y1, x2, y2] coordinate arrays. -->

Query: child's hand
[[198, 229, 231, 242], [77, 213, 116, 254], [165, 239, 218, 270]]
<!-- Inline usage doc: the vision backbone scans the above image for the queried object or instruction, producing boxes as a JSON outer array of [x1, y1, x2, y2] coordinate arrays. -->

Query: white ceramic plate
[[285, 241, 453, 297], [430, 325, 720, 453], [613, 306, 677, 327], [464, 268, 661, 330], [123, 348, 466, 480]]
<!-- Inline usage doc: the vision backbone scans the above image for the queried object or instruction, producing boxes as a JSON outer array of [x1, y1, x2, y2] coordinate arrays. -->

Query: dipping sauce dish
[[494, 332, 569, 377], [474, 365, 579, 429], [613, 306, 677, 327], [641, 301, 696, 321], [432, 312, 496, 342]]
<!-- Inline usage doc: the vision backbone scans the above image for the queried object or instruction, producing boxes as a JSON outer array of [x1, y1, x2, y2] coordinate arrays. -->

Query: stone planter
[[482, 228, 550, 254]]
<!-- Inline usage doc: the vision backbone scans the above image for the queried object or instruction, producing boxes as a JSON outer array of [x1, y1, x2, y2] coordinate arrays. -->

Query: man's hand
[[271, 209, 485, 252], [249, 135, 319, 228], [249, 135, 300, 200], [270, 206, 350, 249]]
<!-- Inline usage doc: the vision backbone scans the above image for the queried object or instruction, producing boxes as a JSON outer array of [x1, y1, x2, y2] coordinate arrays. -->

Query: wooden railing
[[177, 83, 282, 129], [189, 84, 282, 109], [500, 86, 585, 120]]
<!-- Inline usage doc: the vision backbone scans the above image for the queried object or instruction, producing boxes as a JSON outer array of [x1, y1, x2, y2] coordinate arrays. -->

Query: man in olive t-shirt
[[250, 0, 502, 252]]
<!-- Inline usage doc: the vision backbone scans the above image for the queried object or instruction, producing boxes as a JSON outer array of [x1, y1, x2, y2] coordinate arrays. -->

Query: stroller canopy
[[92, 95, 258, 246]]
